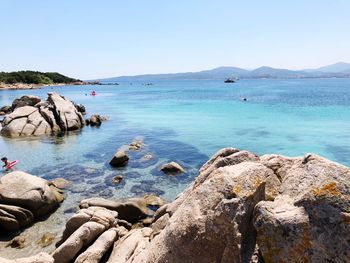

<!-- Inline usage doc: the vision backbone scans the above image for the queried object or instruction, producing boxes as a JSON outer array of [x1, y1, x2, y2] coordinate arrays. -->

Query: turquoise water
[[1, 78, 350, 257], [1, 79, 350, 201]]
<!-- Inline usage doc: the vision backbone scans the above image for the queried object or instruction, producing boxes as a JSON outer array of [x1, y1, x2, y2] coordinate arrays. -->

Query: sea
[[1, 78, 350, 257]]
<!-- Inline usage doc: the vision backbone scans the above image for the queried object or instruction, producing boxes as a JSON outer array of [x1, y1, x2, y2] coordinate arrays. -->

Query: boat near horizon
[[224, 78, 236, 83]]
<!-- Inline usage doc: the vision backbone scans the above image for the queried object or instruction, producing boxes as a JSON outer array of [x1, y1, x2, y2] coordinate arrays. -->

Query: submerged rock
[[37, 232, 55, 248]]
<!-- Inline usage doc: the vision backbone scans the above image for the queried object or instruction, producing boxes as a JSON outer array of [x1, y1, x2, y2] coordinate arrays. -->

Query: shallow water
[[1, 78, 350, 257]]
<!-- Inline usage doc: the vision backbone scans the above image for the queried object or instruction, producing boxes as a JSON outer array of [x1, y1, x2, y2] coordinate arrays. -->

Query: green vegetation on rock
[[0, 71, 80, 84]]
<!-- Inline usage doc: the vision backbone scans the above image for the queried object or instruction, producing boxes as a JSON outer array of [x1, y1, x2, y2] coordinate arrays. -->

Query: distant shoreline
[[0, 82, 98, 90]]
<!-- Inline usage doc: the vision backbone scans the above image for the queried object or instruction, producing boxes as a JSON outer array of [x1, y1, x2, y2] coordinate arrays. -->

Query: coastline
[[0, 82, 85, 91]]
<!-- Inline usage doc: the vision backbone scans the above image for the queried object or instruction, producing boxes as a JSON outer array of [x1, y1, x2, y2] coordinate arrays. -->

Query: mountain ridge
[[95, 62, 350, 81]]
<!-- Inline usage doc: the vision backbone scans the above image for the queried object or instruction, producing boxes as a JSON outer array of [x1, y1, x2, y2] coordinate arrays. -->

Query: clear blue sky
[[1, 0, 349, 79]]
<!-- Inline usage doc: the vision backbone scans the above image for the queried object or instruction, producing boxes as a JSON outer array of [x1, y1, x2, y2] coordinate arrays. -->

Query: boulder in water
[[109, 150, 129, 167], [0, 93, 85, 137], [160, 161, 185, 175]]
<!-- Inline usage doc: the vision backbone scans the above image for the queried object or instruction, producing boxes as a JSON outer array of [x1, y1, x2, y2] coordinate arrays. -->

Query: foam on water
[[1, 78, 350, 257]]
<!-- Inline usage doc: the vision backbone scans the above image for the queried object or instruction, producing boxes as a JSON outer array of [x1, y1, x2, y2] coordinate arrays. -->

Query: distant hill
[[313, 62, 350, 73], [0, 71, 80, 84], [97, 62, 350, 82]]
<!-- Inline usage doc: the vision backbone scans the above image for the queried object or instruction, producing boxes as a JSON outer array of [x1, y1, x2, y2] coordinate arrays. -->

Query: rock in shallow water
[[109, 150, 129, 167], [0, 93, 85, 137], [160, 161, 185, 175]]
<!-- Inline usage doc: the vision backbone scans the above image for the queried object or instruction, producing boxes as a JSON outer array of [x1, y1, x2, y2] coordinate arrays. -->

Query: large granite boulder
[[254, 153, 350, 263], [0, 171, 64, 231], [0, 93, 85, 137], [47, 92, 84, 131], [0, 106, 52, 137]]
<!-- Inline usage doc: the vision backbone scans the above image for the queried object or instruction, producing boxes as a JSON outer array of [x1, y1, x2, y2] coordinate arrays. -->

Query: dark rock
[[11, 95, 41, 110], [0, 105, 12, 115], [73, 103, 86, 115], [109, 150, 129, 167], [85, 114, 107, 126]]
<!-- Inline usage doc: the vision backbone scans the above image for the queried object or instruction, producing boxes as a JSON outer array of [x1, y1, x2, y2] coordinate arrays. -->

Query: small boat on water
[[224, 78, 235, 83]]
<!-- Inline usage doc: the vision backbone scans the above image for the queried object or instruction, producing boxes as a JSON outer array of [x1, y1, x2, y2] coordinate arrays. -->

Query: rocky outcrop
[[100, 148, 350, 262], [46, 92, 84, 131], [53, 207, 119, 263], [110, 150, 129, 167], [0, 171, 64, 231], [0, 93, 85, 137], [160, 161, 185, 175], [4, 148, 350, 262]]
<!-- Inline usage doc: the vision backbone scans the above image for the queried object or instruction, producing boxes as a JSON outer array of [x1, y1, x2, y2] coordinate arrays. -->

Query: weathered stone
[[47, 92, 84, 131], [74, 228, 118, 263], [146, 162, 273, 263], [254, 154, 350, 263], [0, 204, 34, 230], [56, 206, 118, 247], [1, 106, 52, 137], [52, 221, 108, 263], [107, 228, 153, 263]]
